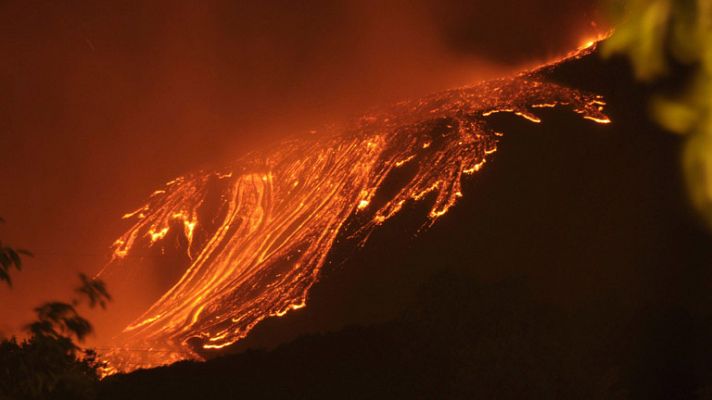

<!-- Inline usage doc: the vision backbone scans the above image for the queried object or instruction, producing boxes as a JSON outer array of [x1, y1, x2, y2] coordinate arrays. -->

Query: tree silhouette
[[1, 274, 111, 399], [0, 222, 111, 400], [0, 218, 32, 287]]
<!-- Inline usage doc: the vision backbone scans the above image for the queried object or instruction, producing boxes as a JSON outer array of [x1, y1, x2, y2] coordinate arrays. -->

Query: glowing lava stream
[[99, 46, 610, 373]]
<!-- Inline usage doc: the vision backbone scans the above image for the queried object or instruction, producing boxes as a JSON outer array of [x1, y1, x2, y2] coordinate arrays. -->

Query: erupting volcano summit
[[99, 46, 610, 374]]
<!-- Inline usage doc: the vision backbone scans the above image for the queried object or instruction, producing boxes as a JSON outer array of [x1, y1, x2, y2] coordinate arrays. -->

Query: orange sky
[[0, 0, 608, 340]]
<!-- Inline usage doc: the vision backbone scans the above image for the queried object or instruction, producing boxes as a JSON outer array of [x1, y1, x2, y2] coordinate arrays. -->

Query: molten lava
[[99, 46, 610, 373]]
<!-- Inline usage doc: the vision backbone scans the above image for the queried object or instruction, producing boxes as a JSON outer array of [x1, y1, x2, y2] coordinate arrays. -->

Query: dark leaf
[[0, 267, 11, 287], [17, 249, 33, 257], [75, 273, 111, 309], [64, 316, 92, 341], [7, 249, 22, 270], [0, 251, 10, 269]]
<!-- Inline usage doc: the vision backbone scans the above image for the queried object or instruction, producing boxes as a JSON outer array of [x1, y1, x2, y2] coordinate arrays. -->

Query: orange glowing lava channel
[[98, 45, 610, 373]]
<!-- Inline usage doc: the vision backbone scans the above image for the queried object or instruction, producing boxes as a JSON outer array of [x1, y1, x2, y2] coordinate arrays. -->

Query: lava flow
[[98, 46, 610, 373]]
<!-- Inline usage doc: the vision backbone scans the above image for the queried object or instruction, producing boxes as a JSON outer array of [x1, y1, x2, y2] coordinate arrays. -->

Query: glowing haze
[[97, 45, 610, 373], [0, 0, 608, 339]]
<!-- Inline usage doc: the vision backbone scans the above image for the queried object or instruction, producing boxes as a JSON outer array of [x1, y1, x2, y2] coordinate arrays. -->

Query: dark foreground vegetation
[[1, 238, 110, 400]]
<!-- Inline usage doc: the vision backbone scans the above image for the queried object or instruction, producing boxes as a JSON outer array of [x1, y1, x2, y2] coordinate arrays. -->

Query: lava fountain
[[98, 46, 610, 373]]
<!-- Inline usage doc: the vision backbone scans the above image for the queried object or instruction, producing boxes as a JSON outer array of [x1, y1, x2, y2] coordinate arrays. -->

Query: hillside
[[100, 48, 712, 399]]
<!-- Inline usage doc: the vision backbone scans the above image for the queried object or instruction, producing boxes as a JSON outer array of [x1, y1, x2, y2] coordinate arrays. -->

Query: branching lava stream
[[98, 46, 610, 374]]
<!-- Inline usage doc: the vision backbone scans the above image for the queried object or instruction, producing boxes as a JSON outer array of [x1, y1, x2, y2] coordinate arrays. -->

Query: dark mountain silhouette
[[99, 49, 712, 399]]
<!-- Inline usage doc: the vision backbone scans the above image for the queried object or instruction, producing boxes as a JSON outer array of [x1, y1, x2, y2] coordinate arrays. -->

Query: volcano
[[96, 44, 612, 373], [96, 38, 712, 398], [96, 39, 712, 398]]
